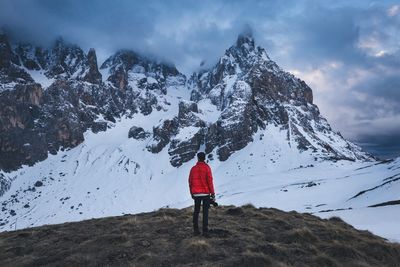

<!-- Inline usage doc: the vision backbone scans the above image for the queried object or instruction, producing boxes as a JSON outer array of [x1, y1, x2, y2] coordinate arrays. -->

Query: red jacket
[[188, 162, 215, 195]]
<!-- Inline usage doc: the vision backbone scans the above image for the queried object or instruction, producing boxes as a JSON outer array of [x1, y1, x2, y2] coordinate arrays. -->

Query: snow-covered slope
[[0, 112, 399, 240], [1, 32, 399, 242]]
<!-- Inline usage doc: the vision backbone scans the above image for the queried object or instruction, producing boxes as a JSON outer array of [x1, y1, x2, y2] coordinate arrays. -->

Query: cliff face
[[84, 48, 102, 84], [0, 83, 46, 170]]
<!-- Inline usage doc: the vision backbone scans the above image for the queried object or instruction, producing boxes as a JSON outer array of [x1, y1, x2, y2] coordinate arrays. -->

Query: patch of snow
[[174, 126, 200, 141], [146, 77, 158, 84], [197, 98, 221, 124], [28, 70, 54, 88]]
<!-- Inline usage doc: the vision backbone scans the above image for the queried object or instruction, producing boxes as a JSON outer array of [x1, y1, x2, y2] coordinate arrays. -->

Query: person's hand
[[210, 193, 215, 201]]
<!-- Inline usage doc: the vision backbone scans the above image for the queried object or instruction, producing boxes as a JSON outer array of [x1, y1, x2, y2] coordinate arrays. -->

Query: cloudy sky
[[1, 0, 399, 158]]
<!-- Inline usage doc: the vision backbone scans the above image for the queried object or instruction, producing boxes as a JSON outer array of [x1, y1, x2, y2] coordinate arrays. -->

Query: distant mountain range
[[0, 32, 372, 173]]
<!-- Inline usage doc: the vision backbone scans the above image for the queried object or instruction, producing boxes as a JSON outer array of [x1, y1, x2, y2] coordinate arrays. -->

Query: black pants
[[193, 195, 210, 233]]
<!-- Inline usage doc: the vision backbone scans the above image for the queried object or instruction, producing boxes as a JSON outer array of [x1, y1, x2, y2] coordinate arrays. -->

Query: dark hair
[[197, 152, 206, 162]]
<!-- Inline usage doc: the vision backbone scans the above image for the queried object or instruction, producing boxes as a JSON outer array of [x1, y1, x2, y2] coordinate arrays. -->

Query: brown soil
[[0, 204, 399, 267]]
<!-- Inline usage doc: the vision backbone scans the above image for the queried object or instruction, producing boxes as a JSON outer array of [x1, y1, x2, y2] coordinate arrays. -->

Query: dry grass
[[185, 239, 211, 260], [0, 205, 399, 266]]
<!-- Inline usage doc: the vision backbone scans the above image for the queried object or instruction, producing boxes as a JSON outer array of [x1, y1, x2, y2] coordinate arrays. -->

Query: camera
[[210, 198, 219, 207]]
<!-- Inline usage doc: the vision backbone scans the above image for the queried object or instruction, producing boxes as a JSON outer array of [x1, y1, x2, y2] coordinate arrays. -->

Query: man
[[188, 152, 215, 237]]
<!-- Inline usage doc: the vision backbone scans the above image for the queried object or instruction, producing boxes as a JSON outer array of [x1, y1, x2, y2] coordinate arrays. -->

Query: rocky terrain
[[1, 205, 400, 267]]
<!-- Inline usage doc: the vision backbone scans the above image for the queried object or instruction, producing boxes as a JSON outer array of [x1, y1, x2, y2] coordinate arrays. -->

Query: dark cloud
[[0, 0, 300, 70], [0, 0, 399, 158], [354, 73, 400, 109], [264, 1, 400, 159], [290, 5, 363, 64], [354, 133, 400, 159]]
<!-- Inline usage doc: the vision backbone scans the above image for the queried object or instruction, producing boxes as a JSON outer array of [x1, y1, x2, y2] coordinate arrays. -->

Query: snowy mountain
[[1, 32, 399, 242], [188, 33, 371, 162], [0, 33, 186, 173]]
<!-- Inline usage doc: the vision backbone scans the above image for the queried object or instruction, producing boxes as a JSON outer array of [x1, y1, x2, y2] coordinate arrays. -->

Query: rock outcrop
[[84, 48, 102, 84], [128, 126, 150, 140], [0, 34, 33, 87]]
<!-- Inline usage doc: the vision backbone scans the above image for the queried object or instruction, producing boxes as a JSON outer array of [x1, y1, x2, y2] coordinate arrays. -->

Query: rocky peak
[[100, 50, 138, 91], [182, 31, 370, 163], [101, 50, 184, 92], [0, 33, 18, 69], [191, 31, 314, 107], [51, 37, 83, 59], [235, 31, 255, 50], [53, 37, 65, 49], [14, 44, 42, 71], [0, 34, 34, 87], [101, 50, 140, 71], [46, 38, 86, 79], [1, 37, 104, 88], [84, 48, 102, 84], [101, 50, 180, 78]]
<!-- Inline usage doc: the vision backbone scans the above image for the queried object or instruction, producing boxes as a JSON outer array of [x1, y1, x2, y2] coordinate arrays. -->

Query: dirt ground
[[1, 204, 400, 266]]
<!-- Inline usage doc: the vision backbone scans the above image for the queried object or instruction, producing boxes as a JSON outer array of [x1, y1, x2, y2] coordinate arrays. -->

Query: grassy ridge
[[0, 205, 399, 266]]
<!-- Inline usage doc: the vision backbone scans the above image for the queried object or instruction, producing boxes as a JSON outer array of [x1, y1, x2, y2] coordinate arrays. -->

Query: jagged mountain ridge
[[100, 49, 183, 93], [1, 37, 101, 87], [0, 34, 186, 173], [0, 31, 372, 188]]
